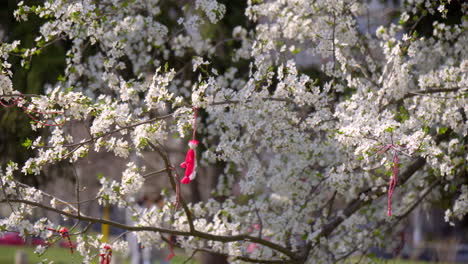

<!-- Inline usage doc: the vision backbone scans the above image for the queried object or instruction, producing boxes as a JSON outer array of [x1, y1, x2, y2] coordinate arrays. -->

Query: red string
[[166, 235, 175, 261], [23, 110, 65, 127], [377, 144, 402, 217], [387, 153, 399, 216], [377, 144, 393, 155], [0, 94, 64, 127], [0, 96, 22, 107], [47, 227, 73, 254], [99, 245, 112, 264], [192, 106, 197, 141]]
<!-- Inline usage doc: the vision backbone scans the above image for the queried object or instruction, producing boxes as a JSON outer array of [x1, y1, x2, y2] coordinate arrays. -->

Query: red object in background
[[59, 239, 77, 249], [0, 232, 25, 245], [0, 232, 47, 246], [32, 237, 47, 246]]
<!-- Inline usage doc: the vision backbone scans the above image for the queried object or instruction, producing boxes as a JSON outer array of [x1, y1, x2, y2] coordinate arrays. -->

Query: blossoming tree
[[0, 0, 467, 263]]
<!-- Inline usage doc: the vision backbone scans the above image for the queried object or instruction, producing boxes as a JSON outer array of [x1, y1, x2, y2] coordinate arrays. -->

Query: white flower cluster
[[445, 185, 468, 225], [0, 0, 467, 263], [195, 0, 226, 24]]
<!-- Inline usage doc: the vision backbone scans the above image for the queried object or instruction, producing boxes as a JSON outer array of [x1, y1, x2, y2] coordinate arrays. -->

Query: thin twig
[[142, 168, 169, 178], [40, 113, 173, 148]]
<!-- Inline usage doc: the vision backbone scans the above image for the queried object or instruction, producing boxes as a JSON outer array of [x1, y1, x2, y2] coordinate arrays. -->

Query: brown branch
[[392, 179, 440, 224], [187, 247, 296, 264], [210, 97, 294, 106], [380, 86, 464, 111], [0, 198, 298, 260], [319, 156, 426, 238], [147, 141, 196, 233], [403, 87, 465, 99], [142, 168, 169, 178], [338, 179, 441, 262], [234, 255, 297, 264], [40, 113, 173, 149], [143, 143, 299, 259]]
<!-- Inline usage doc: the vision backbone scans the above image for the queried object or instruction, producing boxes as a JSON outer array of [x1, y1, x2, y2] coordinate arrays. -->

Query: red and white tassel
[[99, 244, 112, 264], [180, 107, 199, 184], [180, 139, 198, 184]]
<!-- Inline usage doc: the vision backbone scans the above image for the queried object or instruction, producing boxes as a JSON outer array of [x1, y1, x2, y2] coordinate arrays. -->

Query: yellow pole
[[102, 203, 110, 242]]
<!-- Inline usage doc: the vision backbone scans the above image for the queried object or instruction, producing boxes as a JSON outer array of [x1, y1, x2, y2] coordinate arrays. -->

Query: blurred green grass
[[0, 246, 81, 264], [0, 246, 197, 264], [0, 246, 450, 264]]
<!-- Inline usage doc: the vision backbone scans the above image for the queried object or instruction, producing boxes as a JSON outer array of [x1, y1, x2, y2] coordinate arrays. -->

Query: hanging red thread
[[377, 144, 401, 216], [99, 244, 112, 264], [0, 93, 64, 127], [47, 227, 74, 254], [166, 235, 175, 261], [192, 106, 197, 140], [0, 95, 22, 108], [180, 107, 199, 184], [387, 153, 399, 216]]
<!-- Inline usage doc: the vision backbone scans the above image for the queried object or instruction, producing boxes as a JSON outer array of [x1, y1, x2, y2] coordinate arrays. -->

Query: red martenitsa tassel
[[99, 244, 112, 264], [180, 140, 199, 184], [47, 227, 74, 254], [180, 107, 199, 184]]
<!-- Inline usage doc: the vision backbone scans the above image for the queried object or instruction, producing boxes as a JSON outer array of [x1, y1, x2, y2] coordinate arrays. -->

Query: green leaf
[[384, 126, 396, 133], [423, 126, 430, 134], [22, 138, 32, 149], [438, 127, 448, 135], [395, 105, 410, 122], [291, 48, 302, 55]]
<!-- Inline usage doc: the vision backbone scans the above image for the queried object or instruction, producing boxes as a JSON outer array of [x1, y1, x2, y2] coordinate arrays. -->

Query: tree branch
[[0, 198, 298, 260], [40, 113, 173, 149], [319, 156, 426, 238], [147, 141, 196, 233], [210, 97, 294, 106], [403, 87, 465, 99]]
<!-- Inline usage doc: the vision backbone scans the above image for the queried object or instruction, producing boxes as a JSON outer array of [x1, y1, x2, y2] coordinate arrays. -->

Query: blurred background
[[0, 0, 466, 263]]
